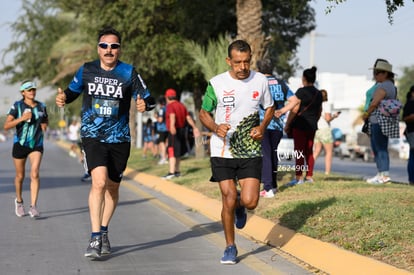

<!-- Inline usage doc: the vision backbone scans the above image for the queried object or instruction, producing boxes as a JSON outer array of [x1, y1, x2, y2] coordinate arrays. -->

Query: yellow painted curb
[[124, 168, 412, 275]]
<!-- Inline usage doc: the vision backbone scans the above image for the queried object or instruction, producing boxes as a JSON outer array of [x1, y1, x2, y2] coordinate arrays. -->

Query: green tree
[[262, 1, 316, 78], [397, 65, 414, 104], [0, 0, 316, 130], [325, 0, 414, 23], [0, 0, 75, 85], [2, 0, 315, 90], [235, 0, 266, 70], [183, 34, 231, 82], [234, 0, 315, 77]]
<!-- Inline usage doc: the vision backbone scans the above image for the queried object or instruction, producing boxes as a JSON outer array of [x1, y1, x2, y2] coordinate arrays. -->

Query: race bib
[[93, 98, 119, 118]]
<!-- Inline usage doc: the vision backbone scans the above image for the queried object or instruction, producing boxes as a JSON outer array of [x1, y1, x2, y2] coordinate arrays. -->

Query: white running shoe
[[28, 205, 40, 218], [260, 189, 276, 198], [15, 198, 25, 217], [367, 175, 391, 184], [157, 159, 168, 165]]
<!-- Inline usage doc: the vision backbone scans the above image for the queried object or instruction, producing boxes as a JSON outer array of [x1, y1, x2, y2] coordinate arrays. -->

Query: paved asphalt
[[0, 139, 315, 275], [313, 152, 408, 184]]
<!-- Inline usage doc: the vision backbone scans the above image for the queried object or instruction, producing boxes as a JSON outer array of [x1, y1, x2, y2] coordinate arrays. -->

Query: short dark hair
[[228, 40, 251, 58], [98, 27, 122, 44], [256, 59, 273, 74], [320, 89, 328, 101], [303, 66, 317, 84], [407, 85, 414, 100], [158, 96, 166, 105]]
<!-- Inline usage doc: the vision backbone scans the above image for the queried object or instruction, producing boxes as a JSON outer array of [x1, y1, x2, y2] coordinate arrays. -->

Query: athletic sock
[[91, 232, 102, 238]]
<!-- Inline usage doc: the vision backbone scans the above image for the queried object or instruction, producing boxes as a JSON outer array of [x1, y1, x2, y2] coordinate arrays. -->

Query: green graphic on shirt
[[229, 112, 262, 158]]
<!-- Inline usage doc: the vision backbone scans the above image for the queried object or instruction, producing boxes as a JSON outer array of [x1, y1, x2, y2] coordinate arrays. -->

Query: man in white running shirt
[[199, 40, 274, 265]]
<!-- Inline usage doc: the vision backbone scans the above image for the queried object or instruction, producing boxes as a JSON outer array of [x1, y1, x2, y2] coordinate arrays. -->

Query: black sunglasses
[[98, 42, 121, 50], [374, 70, 386, 75]]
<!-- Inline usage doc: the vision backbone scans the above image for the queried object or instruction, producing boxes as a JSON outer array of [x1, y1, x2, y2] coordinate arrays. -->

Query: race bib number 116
[[93, 98, 119, 118]]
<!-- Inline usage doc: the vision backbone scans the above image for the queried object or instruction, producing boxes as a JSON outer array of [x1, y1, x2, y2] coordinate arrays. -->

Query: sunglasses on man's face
[[98, 42, 121, 50], [374, 70, 386, 75]]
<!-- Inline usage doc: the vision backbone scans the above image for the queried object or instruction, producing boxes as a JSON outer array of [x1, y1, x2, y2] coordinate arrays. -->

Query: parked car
[[334, 132, 374, 162], [277, 135, 294, 161], [389, 137, 409, 160], [334, 142, 350, 159]]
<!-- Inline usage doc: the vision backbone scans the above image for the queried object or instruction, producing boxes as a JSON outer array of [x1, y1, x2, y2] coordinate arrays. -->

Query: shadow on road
[[105, 221, 223, 260]]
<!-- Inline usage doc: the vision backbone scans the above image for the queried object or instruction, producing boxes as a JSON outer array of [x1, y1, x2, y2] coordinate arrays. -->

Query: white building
[[287, 72, 374, 136]]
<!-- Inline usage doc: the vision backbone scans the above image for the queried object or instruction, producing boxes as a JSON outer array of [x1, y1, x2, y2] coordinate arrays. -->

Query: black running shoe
[[161, 172, 175, 180], [101, 232, 111, 255], [81, 174, 91, 182], [84, 235, 102, 258]]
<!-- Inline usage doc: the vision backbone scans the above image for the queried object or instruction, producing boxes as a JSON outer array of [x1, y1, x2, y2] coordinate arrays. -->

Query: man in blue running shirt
[[56, 27, 155, 259]]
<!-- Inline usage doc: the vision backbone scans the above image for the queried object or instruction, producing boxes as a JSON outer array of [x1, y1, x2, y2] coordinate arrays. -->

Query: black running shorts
[[81, 138, 130, 183], [157, 131, 168, 144], [167, 128, 188, 158], [12, 143, 43, 159], [209, 157, 262, 182]]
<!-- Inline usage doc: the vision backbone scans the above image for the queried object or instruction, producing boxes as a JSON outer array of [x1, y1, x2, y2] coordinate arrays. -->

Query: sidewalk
[[56, 141, 411, 274], [124, 168, 412, 275]]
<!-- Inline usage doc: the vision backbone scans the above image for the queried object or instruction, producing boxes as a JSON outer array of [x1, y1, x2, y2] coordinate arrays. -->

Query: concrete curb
[[124, 168, 412, 275]]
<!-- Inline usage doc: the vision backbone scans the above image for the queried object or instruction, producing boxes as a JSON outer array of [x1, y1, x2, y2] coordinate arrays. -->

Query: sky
[[1, 0, 414, 112], [1, 1, 20, 67], [0, 1, 54, 114], [296, 0, 414, 78]]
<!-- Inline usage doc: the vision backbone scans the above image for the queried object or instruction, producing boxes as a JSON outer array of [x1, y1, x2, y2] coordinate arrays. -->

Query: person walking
[[4, 80, 49, 218], [55, 26, 155, 259], [363, 60, 399, 184], [275, 66, 322, 186], [256, 58, 294, 198], [199, 40, 274, 264], [67, 117, 91, 181], [79, 141, 92, 182], [313, 89, 340, 175], [402, 85, 414, 184], [67, 118, 81, 159], [162, 88, 200, 179]]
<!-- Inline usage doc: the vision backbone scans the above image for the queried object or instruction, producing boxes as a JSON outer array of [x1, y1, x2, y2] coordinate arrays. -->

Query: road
[[0, 139, 314, 275], [313, 153, 408, 183]]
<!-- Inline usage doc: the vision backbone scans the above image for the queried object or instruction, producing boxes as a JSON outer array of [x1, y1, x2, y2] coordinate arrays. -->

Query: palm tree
[[49, 32, 95, 85], [236, 0, 268, 69], [183, 34, 231, 82]]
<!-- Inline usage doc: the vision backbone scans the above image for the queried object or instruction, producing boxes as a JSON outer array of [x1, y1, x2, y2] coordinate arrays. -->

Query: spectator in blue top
[[257, 59, 294, 198], [142, 118, 156, 159], [155, 96, 168, 165]]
